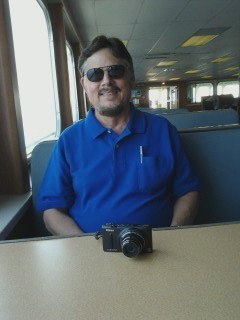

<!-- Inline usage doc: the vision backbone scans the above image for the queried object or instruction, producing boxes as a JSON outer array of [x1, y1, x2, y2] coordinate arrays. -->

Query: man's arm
[[43, 209, 84, 236], [171, 191, 199, 226]]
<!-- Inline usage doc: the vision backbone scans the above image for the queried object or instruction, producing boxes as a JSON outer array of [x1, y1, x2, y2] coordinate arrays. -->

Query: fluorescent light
[[156, 61, 177, 66], [181, 27, 230, 48], [185, 70, 200, 74], [224, 67, 239, 71], [181, 35, 218, 47], [169, 78, 180, 81], [211, 56, 233, 63]]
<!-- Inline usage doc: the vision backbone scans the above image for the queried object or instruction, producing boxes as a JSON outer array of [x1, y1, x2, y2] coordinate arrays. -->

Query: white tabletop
[[1, 223, 240, 320]]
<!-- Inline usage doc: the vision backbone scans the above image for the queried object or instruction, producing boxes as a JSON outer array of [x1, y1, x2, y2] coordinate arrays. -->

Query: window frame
[[9, 0, 60, 156], [66, 41, 79, 123], [188, 82, 214, 103], [217, 80, 240, 98]]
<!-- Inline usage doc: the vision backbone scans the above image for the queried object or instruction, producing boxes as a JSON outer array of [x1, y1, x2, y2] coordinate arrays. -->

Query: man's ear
[[80, 77, 85, 90]]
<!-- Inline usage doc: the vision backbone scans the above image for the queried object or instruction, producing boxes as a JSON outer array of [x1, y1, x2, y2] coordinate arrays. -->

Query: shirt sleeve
[[37, 137, 75, 211]]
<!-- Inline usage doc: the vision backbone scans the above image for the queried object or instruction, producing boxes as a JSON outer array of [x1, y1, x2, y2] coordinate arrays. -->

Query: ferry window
[[189, 83, 213, 103], [9, 0, 59, 155], [149, 86, 177, 109], [217, 81, 240, 98], [66, 43, 79, 122]]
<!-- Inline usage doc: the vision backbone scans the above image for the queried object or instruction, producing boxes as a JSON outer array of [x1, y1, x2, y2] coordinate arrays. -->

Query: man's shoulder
[[56, 119, 88, 151], [62, 118, 86, 136]]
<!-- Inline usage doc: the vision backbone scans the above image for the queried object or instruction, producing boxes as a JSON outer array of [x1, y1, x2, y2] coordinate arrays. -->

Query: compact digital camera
[[101, 223, 153, 258]]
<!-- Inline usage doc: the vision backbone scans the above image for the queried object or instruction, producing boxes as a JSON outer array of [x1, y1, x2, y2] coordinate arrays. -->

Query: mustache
[[98, 86, 120, 95]]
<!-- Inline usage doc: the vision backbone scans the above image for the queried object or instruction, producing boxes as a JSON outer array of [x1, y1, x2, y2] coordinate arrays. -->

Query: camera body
[[101, 223, 153, 258]]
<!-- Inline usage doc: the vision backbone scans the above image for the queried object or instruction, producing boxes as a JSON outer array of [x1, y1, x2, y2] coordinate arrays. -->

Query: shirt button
[[115, 144, 119, 148], [107, 130, 111, 133]]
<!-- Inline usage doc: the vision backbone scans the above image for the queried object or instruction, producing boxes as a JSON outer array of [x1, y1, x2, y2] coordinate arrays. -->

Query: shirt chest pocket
[[138, 156, 173, 193]]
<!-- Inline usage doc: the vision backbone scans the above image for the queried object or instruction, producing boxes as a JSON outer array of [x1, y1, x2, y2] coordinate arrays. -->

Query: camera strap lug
[[94, 231, 102, 240]]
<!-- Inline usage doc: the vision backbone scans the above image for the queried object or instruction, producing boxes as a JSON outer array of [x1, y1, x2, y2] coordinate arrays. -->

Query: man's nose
[[101, 70, 113, 84]]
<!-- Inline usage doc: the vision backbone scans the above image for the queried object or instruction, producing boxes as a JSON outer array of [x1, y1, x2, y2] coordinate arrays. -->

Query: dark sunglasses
[[83, 64, 126, 82]]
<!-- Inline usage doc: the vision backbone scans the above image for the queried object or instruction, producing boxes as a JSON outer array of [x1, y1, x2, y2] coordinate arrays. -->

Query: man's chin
[[96, 103, 128, 117]]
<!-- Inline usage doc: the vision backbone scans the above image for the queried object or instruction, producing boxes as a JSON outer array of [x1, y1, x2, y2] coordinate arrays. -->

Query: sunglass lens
[[87, 68, 104, 82], [109, 65, 125, 78]]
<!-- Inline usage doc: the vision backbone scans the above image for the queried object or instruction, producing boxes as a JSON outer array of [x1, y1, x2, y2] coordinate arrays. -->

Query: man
[[37, 35, 200, 236]]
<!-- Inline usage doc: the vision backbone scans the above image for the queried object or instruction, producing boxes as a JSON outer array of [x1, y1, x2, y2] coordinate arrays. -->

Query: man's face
[[80, 48, 135, 117]]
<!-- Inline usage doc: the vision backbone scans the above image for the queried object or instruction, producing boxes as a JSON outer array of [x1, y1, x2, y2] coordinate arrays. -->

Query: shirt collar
[[85, 107, 107, 139], [85, 104, 146, 139]]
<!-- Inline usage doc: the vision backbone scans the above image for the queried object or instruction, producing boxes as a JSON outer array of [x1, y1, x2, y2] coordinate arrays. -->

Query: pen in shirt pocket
[[140, 146, 143, 164]]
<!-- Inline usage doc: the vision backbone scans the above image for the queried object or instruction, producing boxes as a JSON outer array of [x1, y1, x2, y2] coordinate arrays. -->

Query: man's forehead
[[83, 49, 123, 70]]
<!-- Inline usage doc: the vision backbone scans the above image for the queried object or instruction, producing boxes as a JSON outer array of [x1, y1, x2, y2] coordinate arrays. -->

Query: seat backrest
[[162, 109, 239, 129], [139, 107, 189, 114], [31, 140, 57, 209], [180, 126, 240, 224], [31, 140, 56, 236], [151, 108, 189, 114]]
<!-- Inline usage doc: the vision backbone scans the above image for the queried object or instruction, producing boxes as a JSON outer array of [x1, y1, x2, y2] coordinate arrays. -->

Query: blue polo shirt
[[37, 106, 200, 232]]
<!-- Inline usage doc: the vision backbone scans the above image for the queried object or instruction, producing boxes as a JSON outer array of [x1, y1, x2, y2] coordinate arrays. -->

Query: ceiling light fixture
[[224, 67, 239, 71], [156, 61, 177, 66], [181, 27, 230, 47], [185, 70, 200, 74], [181, 35, 217, 47], [211, 56, 233, 63]]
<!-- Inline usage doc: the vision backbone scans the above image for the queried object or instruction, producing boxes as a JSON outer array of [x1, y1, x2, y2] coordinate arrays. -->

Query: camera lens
[[120, 228, 145, 258]]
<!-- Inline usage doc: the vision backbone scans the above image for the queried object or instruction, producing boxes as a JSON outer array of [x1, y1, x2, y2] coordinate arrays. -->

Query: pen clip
[[140, 146, 143, 164]]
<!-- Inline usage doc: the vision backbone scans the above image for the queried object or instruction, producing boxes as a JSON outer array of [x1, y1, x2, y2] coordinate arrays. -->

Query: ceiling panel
[[95, 0, 143, 25], [131, 23, 167, 40], [97, 24, 134, 39], [177, 0, 232, 21], [137, 0, 189, 23], [127, 38, 159, 57], [68, 1, 96, 27], [79, 26, 98, 41]]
